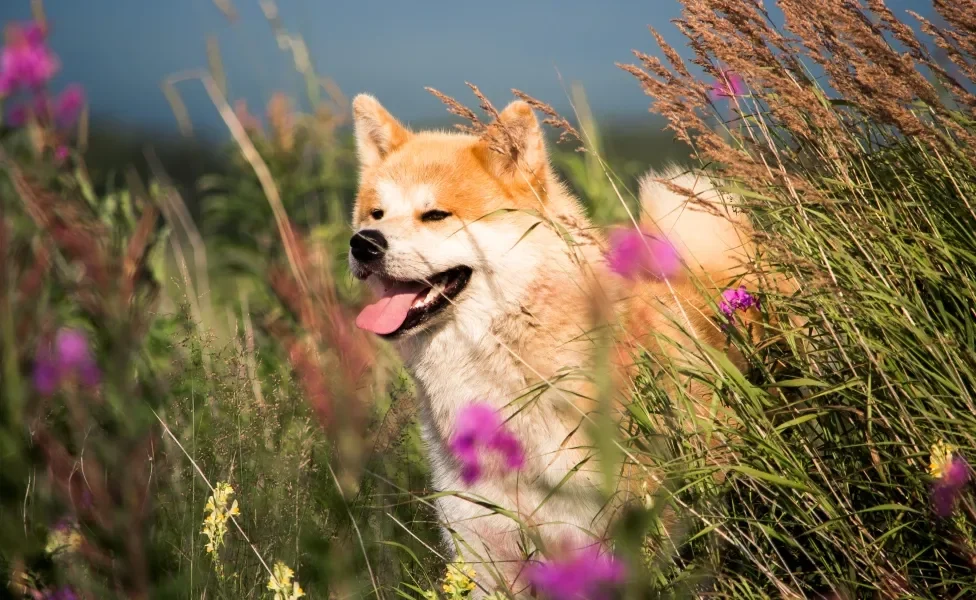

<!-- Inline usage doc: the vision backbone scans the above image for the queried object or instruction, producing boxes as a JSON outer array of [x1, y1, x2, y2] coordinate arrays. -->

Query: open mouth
[[355, 266, 472, 337]]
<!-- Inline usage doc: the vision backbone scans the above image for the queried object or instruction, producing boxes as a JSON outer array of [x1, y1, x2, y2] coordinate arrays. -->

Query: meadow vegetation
[[1, 0, 975, 598]]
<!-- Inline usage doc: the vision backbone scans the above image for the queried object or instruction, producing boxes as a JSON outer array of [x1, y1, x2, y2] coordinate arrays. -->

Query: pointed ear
[[352, 94, 411, 171], [484, 100, 548, 184]]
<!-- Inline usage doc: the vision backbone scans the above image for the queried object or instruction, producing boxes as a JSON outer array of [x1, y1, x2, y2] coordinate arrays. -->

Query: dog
[[347, 94, 760, 597]]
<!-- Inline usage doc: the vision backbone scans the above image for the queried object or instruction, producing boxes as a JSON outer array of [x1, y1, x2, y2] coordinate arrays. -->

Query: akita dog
[[347, 94, 758, 596]]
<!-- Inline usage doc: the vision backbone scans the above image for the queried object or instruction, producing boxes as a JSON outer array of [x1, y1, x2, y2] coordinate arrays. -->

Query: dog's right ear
[[352, 94, 411, 171]]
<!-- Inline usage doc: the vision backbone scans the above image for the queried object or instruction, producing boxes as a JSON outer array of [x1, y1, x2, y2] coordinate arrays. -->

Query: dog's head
[[348, 94, 560, 339]]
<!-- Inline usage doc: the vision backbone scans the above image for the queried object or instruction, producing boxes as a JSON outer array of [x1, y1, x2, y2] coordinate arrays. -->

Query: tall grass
[[614, 0, 976, 597], [1, 0, 975, 598]]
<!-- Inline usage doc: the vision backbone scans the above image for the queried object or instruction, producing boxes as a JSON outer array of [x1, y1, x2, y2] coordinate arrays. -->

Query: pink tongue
[[355, 282, 428, 335]]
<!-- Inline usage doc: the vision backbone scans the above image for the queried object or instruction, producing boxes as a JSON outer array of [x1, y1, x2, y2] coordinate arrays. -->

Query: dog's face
[[348, 95, 552, 339]]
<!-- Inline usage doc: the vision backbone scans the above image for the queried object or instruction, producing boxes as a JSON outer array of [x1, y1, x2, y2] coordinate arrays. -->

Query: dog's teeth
[[408, 274, 454, 310]]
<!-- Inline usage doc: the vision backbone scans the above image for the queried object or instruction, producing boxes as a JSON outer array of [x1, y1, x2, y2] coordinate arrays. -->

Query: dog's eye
[[421, 209, 452, 222], [370, 208, 384, 220]]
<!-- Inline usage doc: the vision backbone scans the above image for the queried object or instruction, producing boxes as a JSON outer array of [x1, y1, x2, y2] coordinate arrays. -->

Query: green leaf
[[726, 466, 813, 492]]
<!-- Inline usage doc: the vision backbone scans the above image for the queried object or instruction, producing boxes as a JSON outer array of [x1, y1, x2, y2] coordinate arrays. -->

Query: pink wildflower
[[606, 227, 680, 281], [0, 21, 59, 96], [449, 402, 524, 485], [22, 23, 46, 48], [41, 587, 78, 600], [53, 84, 84, 127], [710, 70, 746, 100], [5, 85, 85, 150], [526, 546, 627, 600], [718, 286, 759, 319], [32, 355, 60, 396], [32, 328, 101, 396], [930, 443, 971, 518]]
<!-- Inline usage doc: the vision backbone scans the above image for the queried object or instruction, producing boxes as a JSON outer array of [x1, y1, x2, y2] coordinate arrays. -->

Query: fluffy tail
[[637, 167, 755, 281]]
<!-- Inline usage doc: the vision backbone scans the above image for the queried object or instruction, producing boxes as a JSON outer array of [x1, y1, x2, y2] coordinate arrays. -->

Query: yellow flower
[[268, 561, 305, 600], [45, 522, 83, 555], [201, 482, 239, 578], [440, 560, 478, 597], [930, 440, 958, 479]]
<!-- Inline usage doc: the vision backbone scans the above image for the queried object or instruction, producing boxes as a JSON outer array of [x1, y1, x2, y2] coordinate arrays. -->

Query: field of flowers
[[1, 1, 976, 598]]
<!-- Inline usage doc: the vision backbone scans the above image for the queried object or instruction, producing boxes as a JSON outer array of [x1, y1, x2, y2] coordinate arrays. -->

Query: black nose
[[350, 229, 388, 262]]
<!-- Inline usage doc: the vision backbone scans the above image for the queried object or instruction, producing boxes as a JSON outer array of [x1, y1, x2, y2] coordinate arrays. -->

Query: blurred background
[[0, 0, 935, 194], [0, 0, 686, 129]]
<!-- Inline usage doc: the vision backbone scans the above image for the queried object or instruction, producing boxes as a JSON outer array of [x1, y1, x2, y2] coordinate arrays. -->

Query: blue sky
[[0, 0, 931, 134]]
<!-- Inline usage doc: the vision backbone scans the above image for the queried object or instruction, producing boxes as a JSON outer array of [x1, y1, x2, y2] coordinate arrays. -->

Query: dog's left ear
[[352, 94, 412, 171], [482, 100, 548, 187]]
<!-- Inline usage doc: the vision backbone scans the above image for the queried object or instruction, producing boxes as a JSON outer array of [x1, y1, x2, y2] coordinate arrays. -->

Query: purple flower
[[22, 24, 47, 48], [53, 85, 84, 127], [54, 145, 70, 163], [42, 587, 78, 600], [710, 70, 746, 100], [607, 228, 680, 281], [32, 328, 101, 396], [52, 516, 76, 533], [0, 22, 59, 96], [55, 329, 93, 370], [6, 85, 84, 130], [931, 454, 971, 518], [526, 546, 626, 600], [32, 354, 61, 396], [449, 402, 525, 485], [718, 286, 760, 319]]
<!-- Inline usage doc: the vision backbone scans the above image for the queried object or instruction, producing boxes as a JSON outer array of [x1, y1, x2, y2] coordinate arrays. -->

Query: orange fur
[[348, 94, 763, 597]]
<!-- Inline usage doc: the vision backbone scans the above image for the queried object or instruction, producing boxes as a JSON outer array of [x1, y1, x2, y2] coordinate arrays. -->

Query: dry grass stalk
[[424, 86, 485, 136], [2, 163, 118, 315], [121, 204, 159, 307], [612, 2, 976, 593], [35, 426, 155, 598], [264, 220, 379, 492], [267, 92, 296, 152], [234, 99, 265, 136], [617, 0, 976, 213], [426, 83, 541, 166], [511, 89, 582, 146]]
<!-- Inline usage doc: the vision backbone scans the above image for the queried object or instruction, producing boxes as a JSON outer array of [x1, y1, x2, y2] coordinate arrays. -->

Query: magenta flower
[[931, 450, 971, 518], [56, 329, 94, 370], [53, 84, 84, 127], [42, 587, 78, 600], [0, 22, 59, 96], [52, 516, 76, 533], [6, 86, 84, 134], [718, 286, 759, 319], [710, 70, 746, 100], [32, 328, 101, 396], [526, 546, 627, 599], [449, 402, 525, 485], [607, 227, 680, 281], [32, 357, 61, 396]]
